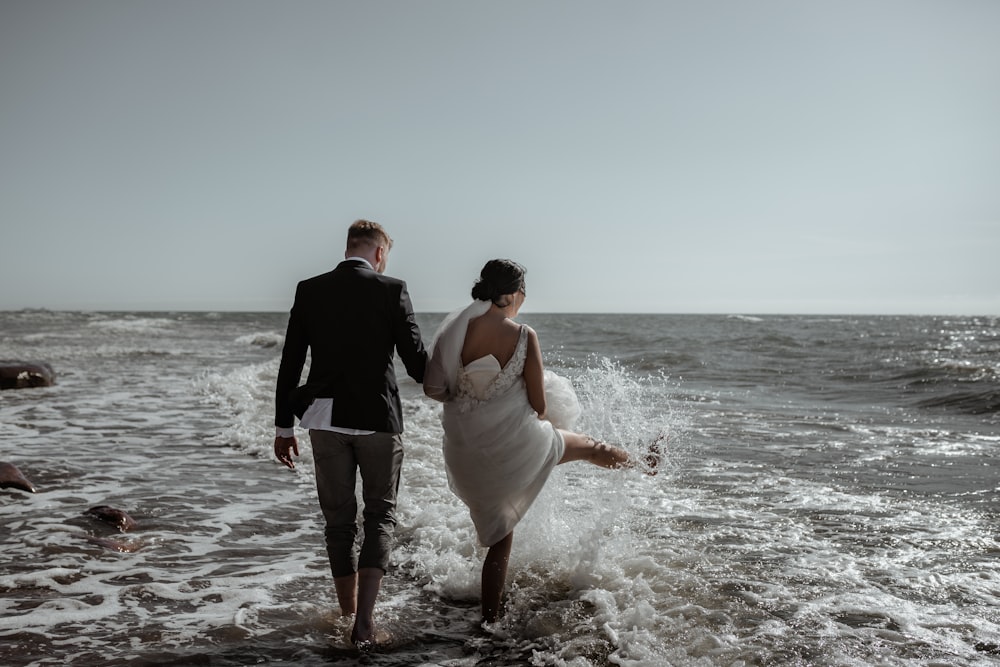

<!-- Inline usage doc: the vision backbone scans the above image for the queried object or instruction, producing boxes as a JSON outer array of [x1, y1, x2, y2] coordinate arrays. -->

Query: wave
[[86, 316, 176, 334], [916, 389, 1000, 415], [235, 332, 284, 349]]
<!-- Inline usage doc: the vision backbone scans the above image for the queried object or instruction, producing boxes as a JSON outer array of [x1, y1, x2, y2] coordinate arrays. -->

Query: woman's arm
[[423, 340, 450, 402], [522, 327, 547, 418]]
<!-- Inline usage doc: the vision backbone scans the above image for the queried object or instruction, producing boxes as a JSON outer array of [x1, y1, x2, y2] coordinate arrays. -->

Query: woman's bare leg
[[482, 532, 513, 622], [557, 431, 664, 473], [558, 431, 630, 468]]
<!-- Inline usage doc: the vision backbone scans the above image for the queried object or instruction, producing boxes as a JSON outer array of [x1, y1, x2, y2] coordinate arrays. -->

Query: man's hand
[[274, 436, 300, 469]]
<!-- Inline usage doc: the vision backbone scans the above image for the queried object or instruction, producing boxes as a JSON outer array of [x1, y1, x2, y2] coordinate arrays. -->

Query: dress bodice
[[455, 326, 528, 403]]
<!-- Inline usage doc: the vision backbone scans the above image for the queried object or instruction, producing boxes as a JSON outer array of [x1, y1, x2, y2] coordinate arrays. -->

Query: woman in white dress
[[424, 259, 653, 622]]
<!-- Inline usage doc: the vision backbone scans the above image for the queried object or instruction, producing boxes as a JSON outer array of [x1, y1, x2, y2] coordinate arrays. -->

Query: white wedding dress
[[442, 326, 565, 546], [426, 302, 569, 547]]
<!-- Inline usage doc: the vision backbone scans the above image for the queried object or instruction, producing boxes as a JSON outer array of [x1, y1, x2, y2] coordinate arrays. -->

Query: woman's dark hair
[[471, 259, 526, 306]]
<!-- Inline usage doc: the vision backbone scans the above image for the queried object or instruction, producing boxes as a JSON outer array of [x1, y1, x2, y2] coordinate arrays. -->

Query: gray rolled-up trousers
[[308, 429, 404, 577]]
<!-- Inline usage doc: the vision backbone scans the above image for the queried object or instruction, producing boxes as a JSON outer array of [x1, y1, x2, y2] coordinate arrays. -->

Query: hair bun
[[471, 278, 494, 302], [470, 259, 526, 304]]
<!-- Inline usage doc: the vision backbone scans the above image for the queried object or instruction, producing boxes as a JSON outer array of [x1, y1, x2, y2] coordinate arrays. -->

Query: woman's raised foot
[[642, 432, 667, 475]]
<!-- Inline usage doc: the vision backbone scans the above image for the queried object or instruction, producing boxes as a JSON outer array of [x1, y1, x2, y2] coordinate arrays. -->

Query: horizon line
[[2, 307, 997, 318]]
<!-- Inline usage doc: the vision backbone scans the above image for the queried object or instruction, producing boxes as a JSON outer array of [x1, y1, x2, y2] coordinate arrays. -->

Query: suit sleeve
[[274, 283, 309, 428], [391, 280, 428, 383]]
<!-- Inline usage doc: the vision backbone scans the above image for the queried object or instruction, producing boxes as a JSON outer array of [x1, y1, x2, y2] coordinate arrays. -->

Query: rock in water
[[0, 462, 37, 493], [0, 361, 56, 389], [86, 505, 139, 532]]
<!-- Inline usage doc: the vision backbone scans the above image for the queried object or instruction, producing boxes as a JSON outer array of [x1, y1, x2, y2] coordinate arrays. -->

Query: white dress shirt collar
[[344, 256, 374, 270]]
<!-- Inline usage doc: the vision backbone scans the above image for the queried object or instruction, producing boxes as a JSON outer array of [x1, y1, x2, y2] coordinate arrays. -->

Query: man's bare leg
[[334, 573, 358, 616], [350, 568, 383, 648]]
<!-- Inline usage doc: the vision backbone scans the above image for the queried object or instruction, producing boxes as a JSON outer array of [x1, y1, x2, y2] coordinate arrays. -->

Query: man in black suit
[[273, 219, 427, 648]]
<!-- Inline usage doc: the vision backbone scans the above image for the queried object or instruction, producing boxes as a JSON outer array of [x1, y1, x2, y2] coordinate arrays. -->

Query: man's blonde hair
[[347, 219, 393, 252]]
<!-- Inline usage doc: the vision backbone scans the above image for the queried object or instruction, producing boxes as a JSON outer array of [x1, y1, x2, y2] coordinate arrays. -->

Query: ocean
[[1, 309, 998, 666]]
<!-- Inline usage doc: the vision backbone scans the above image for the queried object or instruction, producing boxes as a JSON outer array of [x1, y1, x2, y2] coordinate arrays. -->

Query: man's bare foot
[[350, 616, 375, 652]]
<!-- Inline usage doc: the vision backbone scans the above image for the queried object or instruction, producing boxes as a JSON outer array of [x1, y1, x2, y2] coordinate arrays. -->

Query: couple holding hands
[[272, 219, 655, 649]]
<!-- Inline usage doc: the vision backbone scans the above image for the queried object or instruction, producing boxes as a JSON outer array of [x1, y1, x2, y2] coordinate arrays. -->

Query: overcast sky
[[1, 1, 997, 314]]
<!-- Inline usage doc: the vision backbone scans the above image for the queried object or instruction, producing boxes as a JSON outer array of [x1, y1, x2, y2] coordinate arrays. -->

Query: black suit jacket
[[274, 259, 427, 433]]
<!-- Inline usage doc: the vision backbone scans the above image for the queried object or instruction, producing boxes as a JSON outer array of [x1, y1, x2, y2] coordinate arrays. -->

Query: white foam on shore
[[187, 352, 1000, 664]]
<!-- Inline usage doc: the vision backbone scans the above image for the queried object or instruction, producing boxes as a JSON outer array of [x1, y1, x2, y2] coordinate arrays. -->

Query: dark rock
[[0, 361, 56, 390], [0, 461, 37, 493], [86, 505, 139, 532]]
